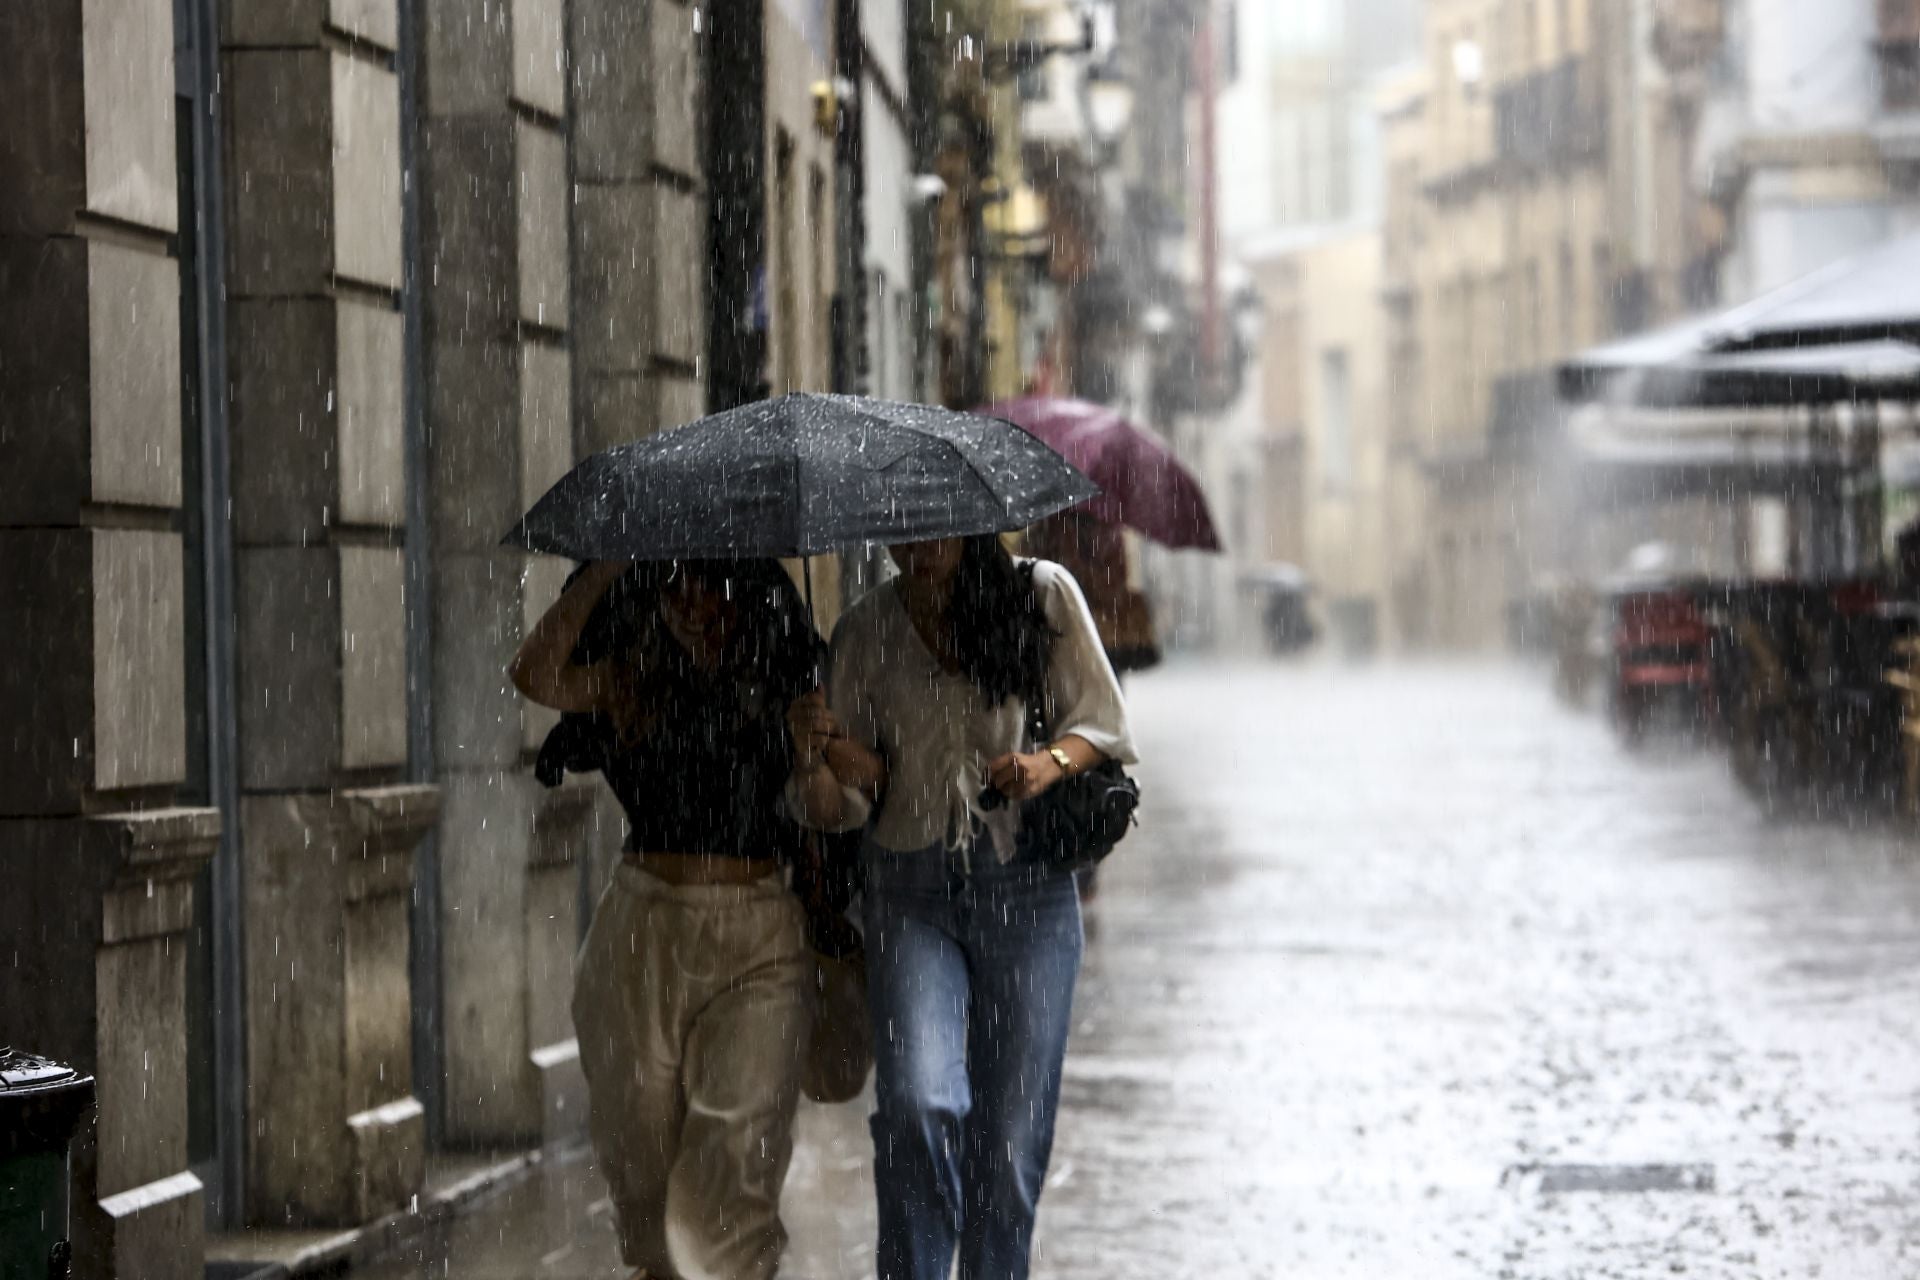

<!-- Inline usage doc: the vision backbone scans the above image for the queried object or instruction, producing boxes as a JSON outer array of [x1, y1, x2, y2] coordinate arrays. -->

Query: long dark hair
[[946, 535, 1054, 707]]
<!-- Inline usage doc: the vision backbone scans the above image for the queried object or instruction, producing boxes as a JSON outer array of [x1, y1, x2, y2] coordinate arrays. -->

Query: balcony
[[1652, 0, 1725, 75], [1493, 59, 1605, 174]]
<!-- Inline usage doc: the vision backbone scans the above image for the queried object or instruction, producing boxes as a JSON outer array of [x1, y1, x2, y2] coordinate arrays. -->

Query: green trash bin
[[0, 1050, 95, 1280]]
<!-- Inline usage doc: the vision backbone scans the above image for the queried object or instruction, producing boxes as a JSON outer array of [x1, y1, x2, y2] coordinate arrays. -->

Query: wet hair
[[946, 535, 1054, 707], [569, 559, 820, 685]]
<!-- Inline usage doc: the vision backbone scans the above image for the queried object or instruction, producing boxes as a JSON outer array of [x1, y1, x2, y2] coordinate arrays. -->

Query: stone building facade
[[1247, 229, 1395, 657], [1382, 0, 1920, 646], [1, 0, 714, 1271]]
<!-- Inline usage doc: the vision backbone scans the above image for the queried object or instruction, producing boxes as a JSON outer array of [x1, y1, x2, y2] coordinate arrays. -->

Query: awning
[[1554, 230, 1920, 498], [1707, 230, 1920, 351], [1560, 228, 1920, 408], [1557, 313, 1723, 403], [1570, 341, 1920, 411], [1565, 400, 1920, 502]]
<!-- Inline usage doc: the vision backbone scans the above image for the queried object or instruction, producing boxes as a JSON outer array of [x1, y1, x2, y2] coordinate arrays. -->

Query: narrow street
[[366, 661, 1920, 1279]]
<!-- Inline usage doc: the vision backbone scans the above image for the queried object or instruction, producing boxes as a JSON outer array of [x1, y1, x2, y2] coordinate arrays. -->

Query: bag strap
[[1017, 560, 1057, 749]]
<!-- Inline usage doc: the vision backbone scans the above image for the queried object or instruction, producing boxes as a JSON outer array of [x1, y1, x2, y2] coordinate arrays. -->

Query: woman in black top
[[510, 557, 821, 1280]]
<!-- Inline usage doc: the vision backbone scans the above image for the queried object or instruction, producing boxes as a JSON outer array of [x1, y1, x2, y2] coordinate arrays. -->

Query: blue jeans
[[862, 841, 1084, 1280]]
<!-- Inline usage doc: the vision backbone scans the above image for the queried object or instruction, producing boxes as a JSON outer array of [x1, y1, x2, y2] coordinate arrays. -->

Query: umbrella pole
[[803, 555, 815, 626]]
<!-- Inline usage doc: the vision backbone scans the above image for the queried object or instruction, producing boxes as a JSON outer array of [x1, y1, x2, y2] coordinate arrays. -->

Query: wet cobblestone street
[[369, 661, 1920, 1278]]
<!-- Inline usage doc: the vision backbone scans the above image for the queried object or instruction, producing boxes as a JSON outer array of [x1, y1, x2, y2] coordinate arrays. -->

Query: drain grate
[[1502, 1162, 1716, 1194]]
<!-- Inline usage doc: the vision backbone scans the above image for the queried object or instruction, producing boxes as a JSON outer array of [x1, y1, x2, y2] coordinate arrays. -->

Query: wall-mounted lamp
[[982, 13, 1094, 81], [810, 77, 856, 136]]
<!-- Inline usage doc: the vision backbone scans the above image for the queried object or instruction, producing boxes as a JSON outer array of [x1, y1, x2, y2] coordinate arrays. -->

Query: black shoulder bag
[[1010, 679, 1142, 873]]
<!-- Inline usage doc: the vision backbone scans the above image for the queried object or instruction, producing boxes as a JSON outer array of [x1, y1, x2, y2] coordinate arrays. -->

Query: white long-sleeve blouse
[[810, 558, 1138, 861]]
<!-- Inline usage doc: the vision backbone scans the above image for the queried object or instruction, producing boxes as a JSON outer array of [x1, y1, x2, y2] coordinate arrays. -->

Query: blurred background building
[[1173, 0, 1920, 655], [14, 0, 1920, 1273]]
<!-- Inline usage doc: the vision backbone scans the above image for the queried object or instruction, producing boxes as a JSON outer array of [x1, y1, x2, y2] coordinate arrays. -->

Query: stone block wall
[[0, 0, 215, 1273], [416, 0, 587, 1149], [572, 0, 708, 452], [2, 0, 725, 1255], [221, 0, 435, 1229]]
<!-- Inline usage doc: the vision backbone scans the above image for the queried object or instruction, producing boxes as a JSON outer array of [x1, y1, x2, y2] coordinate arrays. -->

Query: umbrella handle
[[803, 556, 821, 687]]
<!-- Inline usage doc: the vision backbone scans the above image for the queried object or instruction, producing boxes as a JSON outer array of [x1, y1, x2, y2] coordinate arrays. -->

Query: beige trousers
[[572, 863, 812, 1280]]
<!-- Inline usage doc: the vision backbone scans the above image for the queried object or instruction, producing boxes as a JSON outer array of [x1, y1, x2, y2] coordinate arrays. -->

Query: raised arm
[[508, 559, 631, 713]]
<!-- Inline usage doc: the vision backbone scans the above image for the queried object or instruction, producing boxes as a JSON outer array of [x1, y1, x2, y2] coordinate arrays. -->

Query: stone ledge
[[94, 1168, 203, 1280], [0, 807, 220, 945], [345, 783, 441, 849], [341, 783, 440, 903], [90, 805, 222, 876], [204, 1145, 566, 1277]]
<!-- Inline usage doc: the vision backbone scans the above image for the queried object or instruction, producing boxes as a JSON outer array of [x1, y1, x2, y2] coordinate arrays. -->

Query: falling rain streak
[[10, 2, 1920, 1279]]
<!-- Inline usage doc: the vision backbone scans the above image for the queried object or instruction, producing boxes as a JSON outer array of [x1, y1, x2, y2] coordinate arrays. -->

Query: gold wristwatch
[[1046, 744, 1074, 776]]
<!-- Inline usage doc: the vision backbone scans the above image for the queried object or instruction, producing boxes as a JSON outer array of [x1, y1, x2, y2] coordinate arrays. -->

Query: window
[[1017, 18, 1046, 102], [1222, 0, 1240, 83], [1320, 348, 1353, 494], [1524, 260, 1542, 365], [1592, 242, 1613, 341], [870, 270, 889, 397], [810, 163, 829, 388], [1557, 240, 1575, 356], [774, 130, 798, 392]]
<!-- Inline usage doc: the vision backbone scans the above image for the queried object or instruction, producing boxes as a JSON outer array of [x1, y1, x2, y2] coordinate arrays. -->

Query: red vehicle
[[1608, 583, 1717, 743]]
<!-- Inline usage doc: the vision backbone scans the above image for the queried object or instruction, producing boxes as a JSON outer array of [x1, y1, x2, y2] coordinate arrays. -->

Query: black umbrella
[[503, 393, 1099, 564]]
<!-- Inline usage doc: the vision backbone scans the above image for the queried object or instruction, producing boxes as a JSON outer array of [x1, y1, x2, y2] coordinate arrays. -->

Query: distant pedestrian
[[511, 558, 821, 1280], [1027, 511, 1162, 676], [787, 535, 1137, 1280]]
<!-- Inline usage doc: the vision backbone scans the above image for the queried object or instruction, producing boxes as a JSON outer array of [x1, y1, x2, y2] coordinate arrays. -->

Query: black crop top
[[535, 649, 812, 860]]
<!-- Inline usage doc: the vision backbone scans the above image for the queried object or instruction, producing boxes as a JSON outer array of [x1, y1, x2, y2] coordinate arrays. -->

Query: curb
[[210, 1145, 575, 1277]]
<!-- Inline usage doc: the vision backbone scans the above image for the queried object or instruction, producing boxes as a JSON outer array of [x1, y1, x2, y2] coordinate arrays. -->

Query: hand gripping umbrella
[[502, 393, 1100, 610]]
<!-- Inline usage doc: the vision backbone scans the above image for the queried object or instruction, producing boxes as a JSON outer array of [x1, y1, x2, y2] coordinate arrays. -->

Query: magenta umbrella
[[982, 396, 1223, 550]]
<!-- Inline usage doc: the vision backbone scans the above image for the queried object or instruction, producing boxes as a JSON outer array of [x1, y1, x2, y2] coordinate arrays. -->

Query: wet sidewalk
[[360, 661, 1920, 1279]]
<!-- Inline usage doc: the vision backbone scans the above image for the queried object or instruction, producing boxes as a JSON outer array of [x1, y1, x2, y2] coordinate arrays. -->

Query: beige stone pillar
[[414, 0, 589, 1150], [571, 0, 709, 452], [0, 1, 218, 1274], [221, 0, 436, 1228]]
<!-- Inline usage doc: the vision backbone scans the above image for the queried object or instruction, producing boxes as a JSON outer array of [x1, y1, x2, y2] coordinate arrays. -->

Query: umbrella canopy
[[981, 396, 1223, 550], [502, 393, 1099, 562]]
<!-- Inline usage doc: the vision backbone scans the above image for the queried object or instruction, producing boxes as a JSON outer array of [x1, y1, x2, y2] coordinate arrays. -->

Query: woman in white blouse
[[787, 534, 1136, 1280]]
